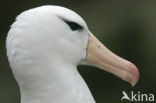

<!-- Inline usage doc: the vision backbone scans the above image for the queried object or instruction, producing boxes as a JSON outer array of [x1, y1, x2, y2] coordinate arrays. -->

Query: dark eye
[[65, 21, 83, 31]]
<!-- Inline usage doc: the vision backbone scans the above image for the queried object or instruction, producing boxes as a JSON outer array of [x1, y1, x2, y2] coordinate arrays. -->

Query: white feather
[[6, 5, 95, 103]]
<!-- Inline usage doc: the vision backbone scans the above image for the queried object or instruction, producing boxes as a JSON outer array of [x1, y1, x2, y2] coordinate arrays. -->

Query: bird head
[[7, 5, 139, 87]]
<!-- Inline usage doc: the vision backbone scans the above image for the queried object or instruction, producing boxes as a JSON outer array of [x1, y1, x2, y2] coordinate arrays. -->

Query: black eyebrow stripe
[[57, 15, 83, 29], [57, 15, 83, 31], [64, 20, 83, 30]]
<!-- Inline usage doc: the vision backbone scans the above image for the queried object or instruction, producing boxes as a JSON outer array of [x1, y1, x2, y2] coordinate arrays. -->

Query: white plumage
[[6, 5, 139, 103]]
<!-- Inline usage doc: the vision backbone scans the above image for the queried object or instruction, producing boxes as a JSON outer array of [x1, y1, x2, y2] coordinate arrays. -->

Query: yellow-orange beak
[[86, 32, 139, 86]]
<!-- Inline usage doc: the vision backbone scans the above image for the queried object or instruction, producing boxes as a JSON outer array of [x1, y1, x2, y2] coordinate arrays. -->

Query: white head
[[6, 5, 139, 103], [7, 6, 89, 66]]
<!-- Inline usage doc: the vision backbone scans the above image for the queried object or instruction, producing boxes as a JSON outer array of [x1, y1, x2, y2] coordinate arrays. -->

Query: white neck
[[18, 63, 95, 103]]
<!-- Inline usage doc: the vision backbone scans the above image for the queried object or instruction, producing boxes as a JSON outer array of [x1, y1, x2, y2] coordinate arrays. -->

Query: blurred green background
[[0, 0, 156, 103]]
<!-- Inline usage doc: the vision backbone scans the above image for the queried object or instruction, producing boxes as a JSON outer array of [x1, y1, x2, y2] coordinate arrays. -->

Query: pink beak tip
[[128, 62, 139, 86]]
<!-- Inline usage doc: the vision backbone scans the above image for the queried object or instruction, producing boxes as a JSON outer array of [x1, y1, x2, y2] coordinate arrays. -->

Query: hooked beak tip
[[128, 63, 139, 86]]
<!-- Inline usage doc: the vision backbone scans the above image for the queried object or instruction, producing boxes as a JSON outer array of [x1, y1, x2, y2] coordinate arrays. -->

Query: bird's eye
[[65, 21, 83, 31]]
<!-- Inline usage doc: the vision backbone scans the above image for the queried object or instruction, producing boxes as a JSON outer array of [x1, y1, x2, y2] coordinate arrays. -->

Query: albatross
[[6, 5, 139, 103]]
